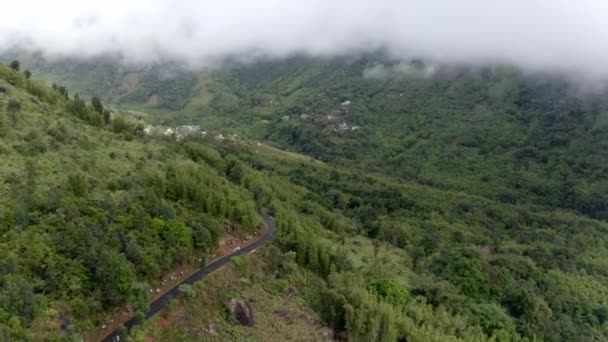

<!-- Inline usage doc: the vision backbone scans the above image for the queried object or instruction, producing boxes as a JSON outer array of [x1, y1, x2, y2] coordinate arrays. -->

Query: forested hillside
[[0, 63, 261, 339], [20, 55, 608, 219], [2, 57, 608, 341]]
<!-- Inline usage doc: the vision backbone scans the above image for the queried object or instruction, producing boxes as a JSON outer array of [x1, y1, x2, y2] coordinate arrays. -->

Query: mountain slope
[[0, 64, 261, 340], [20, 55, 608, 219]]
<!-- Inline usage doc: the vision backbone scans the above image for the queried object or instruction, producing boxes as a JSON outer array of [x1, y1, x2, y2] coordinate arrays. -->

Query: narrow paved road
[[100, 213, 276, 342]]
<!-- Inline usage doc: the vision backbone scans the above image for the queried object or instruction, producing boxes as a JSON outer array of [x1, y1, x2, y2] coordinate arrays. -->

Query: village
[[281, 99, 362, 134], [139, 98, 362, 145]]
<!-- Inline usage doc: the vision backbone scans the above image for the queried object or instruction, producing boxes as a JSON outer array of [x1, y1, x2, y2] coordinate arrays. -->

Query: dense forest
[[1, 57, 608, 341]]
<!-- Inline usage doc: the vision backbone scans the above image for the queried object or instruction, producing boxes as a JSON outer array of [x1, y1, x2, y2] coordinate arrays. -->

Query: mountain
[[2, 57, 608, 341]]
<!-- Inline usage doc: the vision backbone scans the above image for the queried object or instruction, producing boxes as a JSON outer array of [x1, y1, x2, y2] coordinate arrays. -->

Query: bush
[[280, 251, 297, 275], [178, 284, 196, 300], [231, 256, 245, 272], [111, 116, 136, 135], [67, 173, 89, 197], [368, 278, 409, 306]]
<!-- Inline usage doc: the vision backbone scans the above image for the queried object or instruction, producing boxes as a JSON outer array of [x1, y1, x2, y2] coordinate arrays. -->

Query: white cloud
[[363, 62, 438, 80], [1, 0, 607, 77]]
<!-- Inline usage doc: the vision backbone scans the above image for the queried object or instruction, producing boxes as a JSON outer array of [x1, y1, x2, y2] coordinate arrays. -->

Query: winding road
[[100, 213, 276, 342]]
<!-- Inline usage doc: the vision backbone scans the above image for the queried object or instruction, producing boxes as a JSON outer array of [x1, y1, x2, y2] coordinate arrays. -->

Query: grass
[[254, 142, 323, 164]]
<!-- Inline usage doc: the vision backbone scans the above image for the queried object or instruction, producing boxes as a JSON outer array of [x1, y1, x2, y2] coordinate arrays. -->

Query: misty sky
[[1, 0, 607, 77]]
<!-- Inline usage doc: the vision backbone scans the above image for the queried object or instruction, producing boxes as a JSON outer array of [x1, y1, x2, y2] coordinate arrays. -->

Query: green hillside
[[0, 63, 264, 339], [2, 58, 608, 341], [20, 55, 608, 220]]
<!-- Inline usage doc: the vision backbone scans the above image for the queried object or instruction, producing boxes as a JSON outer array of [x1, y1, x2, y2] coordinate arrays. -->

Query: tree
[[68, 94, 88, 120], [192, 223, 212, 251], [7, 100, 21, 114], [227, 161, 244, 184], [163, 220, 193, 262], [251, 185, 267, 209], [24, 159, 37, 195], [0, 112, 5, 136], [95, 250, 136, 308], [465, 303, 515, 336], [23, 70, 31, 79], [116, 325, 128, 342], [67, 173, 89, 197], [103, 110, 111, 125], [9, 60, 19, 71], [0, 275, 36, 325], [91, 96, 103, 114], [131, 282, 150, 321], [7, 100, 21, 127], [57, 86, 68, 98]]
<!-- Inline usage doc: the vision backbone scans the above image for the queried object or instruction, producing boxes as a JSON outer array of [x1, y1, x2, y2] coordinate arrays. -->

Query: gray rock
[[227, 298, 254, 326]]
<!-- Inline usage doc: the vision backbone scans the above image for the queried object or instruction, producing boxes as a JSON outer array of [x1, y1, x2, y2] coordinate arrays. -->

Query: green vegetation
[[0, 63, 259, 340], [23, 56, 608, 220], [2, 56, 608, 341], [236, 138, 608, 341]]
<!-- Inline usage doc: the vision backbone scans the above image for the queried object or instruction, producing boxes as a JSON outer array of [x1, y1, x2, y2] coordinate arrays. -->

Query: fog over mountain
[[1, 0, 607, 78]]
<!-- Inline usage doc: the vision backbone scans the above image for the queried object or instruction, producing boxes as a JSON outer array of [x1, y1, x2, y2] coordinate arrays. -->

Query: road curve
[[100, 213, 276, 342]]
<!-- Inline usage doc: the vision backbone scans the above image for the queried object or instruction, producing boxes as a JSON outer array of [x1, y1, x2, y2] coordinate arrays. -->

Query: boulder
[[227, 298, 254, 326], [274, 309, 293, 325]]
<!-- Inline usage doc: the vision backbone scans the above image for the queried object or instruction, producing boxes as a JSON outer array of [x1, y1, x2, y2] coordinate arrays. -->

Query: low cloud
[[1, 1, 607, 79], [363, 62, 438, 80]]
